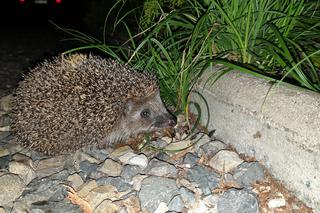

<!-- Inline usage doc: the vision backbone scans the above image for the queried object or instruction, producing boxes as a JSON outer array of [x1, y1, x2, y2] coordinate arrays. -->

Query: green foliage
[[58, 0, 320, 124]]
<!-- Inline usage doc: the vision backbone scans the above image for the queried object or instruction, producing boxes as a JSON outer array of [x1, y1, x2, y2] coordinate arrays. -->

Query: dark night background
[[0, 0, 140, 96]]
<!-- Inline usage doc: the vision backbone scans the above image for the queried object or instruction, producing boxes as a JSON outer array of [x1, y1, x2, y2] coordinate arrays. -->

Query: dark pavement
[[0, 0, 86, 96]]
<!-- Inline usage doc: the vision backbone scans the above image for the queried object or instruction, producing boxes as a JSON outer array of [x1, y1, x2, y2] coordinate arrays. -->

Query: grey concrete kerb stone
[[192, 68, 320, 212]]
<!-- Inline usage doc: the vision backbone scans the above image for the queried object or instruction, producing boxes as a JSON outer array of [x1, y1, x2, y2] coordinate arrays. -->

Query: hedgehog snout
[[152, 113, 176, 129]]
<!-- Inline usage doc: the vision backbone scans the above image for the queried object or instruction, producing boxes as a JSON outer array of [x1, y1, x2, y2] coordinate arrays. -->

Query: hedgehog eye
[[140, 109, 150, 118]]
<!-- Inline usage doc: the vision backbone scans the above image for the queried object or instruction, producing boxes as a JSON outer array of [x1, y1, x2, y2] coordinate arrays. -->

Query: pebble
[[132, 174, 148, 191], [35, 155, 68, 178], [217, 189, 259, 213], [193, 133, 212, 151], [187, 165, 220, 195], [9, 161, 36, 185], [79, 160, 99, 180], [198, 140, 227, 158], [139, 176, 179, 212], [144, 158, 178, 178], [0, 174, 25, 206], [95, 199, 119, 213], [268, 198, 286, 208], [233, 162, 265, 188], [168, 194, 185, 212], [97, 158, 123, 176], [67, 173, 84, 190], [121, 164, 143, 182], [96, 176, 132, 192], [179, 187, 196, 204], [77, 180, 98, 198], [110, 146, 134, 160], [183, 152, 200, 166], [208, 150, 244, 173], [154, 202, 169, 213], [127, 154, 148, 168], [85, 184, 123, 209]]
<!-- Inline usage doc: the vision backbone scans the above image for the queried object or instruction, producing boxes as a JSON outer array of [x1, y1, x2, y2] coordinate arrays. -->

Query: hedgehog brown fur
[[12, 53, 175, 155]]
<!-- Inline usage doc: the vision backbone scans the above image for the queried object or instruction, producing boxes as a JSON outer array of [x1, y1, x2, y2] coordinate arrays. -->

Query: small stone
[[36, 155, 68, 178], [12, 153, 33, 166], [183, 152, 200, 166], [30, 200, 80, 213], [13, 178, 68, 210], [155, 152, 171, 162], [233, 162, 265, 188], [0, 147, 10, 158], [121, 165, 143, 182], [193, 133, 212, 151], [114, 195, 141, 213], [0, 174, 25, 206], [154, 202, 169, 213], [110, 146, 134, 160], [199, 140, 227, 158], [208, 150, 244, 173], [179, 187, 196, 204], [77, 180, 98, 198], [168, 195, 184, 212], [98, 158, 123, 176], [127, 154, 148, 168], [50, 169, 70, 180], [84, 147, 109, 161], [85, 185, 126, 210], [267, 198, 286, 208], [0, 95, 12, 112], [144, 158, 178, 178], [203, 194, 219, 210], [187, 165, 220, 195], [150, 138, 170, 149], [139, 176, 179, 213], [94, 199, 119, 213], [9, 161, 36, 185], [132, 174, 148, 191], [96, 177, 132, 192], [188, 199, 217, 213], [0, 207, 5, 213], [73, 151, 100, 171], [218, 189, 259, 213], [79, 160, 99, 180], [67, 173, 84, 190], [118, 152, 137, 164]]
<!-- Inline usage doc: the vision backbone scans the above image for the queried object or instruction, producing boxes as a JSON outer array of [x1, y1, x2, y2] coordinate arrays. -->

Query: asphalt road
[[0, 4, 85, 97]]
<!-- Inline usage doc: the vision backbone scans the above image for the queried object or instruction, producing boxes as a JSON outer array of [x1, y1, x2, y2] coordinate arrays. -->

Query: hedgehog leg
[[65, 185, 93, 213]]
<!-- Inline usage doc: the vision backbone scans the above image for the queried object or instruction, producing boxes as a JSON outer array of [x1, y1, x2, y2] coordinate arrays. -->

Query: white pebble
[[267, 198, 286, 208], [127, 154, 148, 169]]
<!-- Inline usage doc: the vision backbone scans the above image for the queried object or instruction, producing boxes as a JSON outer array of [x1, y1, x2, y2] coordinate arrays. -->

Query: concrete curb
[[193, 68, 320, 211]]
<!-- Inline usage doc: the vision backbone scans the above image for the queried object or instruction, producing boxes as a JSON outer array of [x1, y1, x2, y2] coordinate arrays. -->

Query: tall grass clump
[[58, 0, 320, 122]]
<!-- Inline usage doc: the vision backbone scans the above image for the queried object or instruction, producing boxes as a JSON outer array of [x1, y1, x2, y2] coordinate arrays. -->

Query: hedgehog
[[12, 53, 176, 155]]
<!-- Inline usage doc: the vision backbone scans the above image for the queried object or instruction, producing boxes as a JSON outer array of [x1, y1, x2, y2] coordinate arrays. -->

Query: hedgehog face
[[123, 90, 176, 134]]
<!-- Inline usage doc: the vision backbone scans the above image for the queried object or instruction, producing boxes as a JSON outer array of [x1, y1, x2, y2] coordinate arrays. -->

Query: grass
[[56, 0, 320, 127]]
